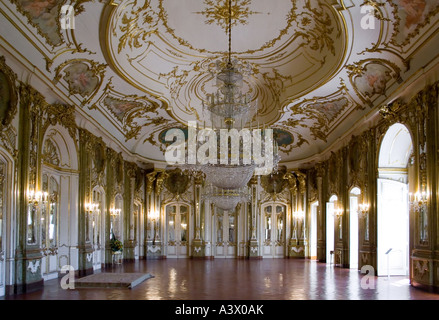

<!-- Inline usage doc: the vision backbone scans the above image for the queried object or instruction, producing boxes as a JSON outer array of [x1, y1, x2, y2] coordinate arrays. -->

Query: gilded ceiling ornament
[[194, 0, 262, 32], [108, 0, 345, 130], [117, 0, 158, 53], [42, 103, 77, 140], [379, 99, 405, 122], [360, 0, 390, 21], [0, 56, 18, 131]]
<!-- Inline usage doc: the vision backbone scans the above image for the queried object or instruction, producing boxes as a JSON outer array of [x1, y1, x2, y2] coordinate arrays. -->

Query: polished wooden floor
[[3, 259, 439, 300]]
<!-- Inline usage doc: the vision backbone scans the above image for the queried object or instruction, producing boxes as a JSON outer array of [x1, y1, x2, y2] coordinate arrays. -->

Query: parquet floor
[[3, 259, 439, 300]]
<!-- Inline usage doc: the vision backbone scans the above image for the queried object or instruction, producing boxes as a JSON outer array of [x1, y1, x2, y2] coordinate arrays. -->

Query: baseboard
[[190, 256, 214, 260], [7, 279, 44, 295], [77, 268, 94, 278], [411, 280, 439, 293], [146, 255, 166, 260]]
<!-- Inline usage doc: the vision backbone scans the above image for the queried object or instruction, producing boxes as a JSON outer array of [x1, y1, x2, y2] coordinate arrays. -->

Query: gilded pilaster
[[191, 171, 205, 258], [316, 162, 326, 262], [77, 129, 94, 276], [146, 170, 163, 259], [123, 161, 137, 260], [13, 84, 44, 293], [248, 175, 259, 258]]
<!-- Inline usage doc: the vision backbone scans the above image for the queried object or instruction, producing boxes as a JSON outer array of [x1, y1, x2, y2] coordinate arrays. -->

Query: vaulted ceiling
[[1, 0, 438, 168]]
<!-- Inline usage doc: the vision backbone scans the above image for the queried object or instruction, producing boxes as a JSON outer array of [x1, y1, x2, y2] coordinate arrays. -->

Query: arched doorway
[[377, 123, 413, 276], [349, 187, 361, 270], [41, 127, 78, 280], [326, 195, 337, 264]]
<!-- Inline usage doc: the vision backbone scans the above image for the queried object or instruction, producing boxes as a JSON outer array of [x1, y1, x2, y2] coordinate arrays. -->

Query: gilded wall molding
[[0, 56, 18, 158]]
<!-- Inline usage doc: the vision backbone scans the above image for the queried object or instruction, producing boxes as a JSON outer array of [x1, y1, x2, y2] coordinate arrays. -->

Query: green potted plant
[[110, 231, 123, 253]]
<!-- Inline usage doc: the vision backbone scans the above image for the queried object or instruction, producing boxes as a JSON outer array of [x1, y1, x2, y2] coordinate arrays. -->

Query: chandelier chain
[[228, 0, 232, 65]]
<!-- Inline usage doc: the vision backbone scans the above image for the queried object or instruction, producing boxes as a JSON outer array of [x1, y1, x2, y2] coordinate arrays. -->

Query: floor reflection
[[3, 259, 439, 300]]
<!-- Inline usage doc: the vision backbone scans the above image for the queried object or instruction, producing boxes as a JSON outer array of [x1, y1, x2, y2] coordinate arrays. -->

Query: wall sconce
[[149, 209, 159, 221], [293, 210, 305, 220], [334, 208, 343, 218], [28, 190, 48, 205], [181, 222, 187, 230], [85, 202, 99, 213], [358, 203, 370, 218], [110, 208, 121, 216], [409, 192, 427, 213]]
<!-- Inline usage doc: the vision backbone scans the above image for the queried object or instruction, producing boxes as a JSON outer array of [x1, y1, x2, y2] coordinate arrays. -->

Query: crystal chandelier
[[180, 0, 280, 210]]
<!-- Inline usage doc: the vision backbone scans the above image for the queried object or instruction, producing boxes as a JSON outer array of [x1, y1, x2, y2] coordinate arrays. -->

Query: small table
[[112, 251, 123, 265]]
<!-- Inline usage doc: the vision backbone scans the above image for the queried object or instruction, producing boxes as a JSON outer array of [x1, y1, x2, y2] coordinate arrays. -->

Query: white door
[[166, 204, 189, 258], [262, 204, 286, 258], [349, 195, 359, 269], [310, 202, 318, 260], [326, 202, 335, 263], [378, 179, 409, 276], [214, 209, 236, 258], [92, 189, 104, 270], [41, 174, 59, 280]]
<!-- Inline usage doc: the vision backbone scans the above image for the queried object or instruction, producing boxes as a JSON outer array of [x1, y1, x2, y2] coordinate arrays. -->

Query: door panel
[[166, 204, 189, 258], [41, 174, 59, 280], [214, 209, 236, 258], [377, 179, 409, 276], [262, 204, 286, 258]]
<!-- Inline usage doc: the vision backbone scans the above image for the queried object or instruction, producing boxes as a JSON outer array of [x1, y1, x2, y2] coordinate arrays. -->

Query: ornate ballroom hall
[[0, 0, 439, 301]]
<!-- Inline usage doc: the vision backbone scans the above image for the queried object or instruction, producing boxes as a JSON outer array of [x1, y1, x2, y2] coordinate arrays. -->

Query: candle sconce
[[358, 203, 370, 218], [334, 207, 343, 218], [110, 208, 121, 216], [85, 202, 99, 213], [28, 190, 48, 206], [410, 191, 428, 242], [292, 210, 305, 221], [409, 192, 427, 214], [27, 190, 48, 245]]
